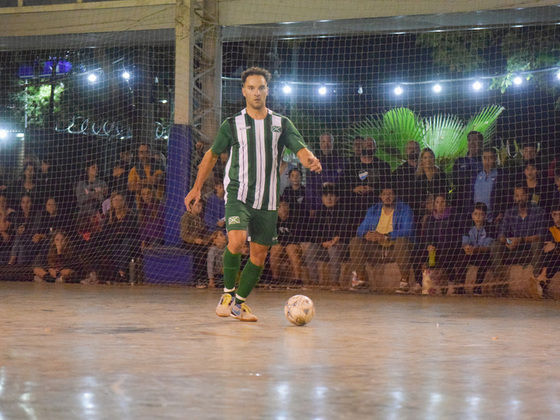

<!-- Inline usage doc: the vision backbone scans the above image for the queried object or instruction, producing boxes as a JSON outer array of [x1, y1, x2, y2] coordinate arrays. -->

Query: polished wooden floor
[[1, 282, 559, 419]]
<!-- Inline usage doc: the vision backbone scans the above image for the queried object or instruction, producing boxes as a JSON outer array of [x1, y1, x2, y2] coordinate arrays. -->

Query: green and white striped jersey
[[211, 108, 306, 210]]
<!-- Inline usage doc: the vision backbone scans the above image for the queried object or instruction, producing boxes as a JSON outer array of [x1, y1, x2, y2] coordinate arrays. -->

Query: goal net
[[0, 4, 559, 299]]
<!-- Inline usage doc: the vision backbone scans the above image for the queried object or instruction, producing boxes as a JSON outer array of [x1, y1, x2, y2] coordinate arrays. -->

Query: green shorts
[[225, 200, 278, 246]]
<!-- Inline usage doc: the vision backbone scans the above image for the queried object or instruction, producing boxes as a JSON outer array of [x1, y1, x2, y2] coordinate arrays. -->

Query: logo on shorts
[[272, 125, 282, 133], [228, 216, 241, 225]]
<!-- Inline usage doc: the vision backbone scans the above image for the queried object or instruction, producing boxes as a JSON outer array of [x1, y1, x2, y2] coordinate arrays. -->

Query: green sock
[[223, 247, 241, 292], [236, 259, 263, 303]]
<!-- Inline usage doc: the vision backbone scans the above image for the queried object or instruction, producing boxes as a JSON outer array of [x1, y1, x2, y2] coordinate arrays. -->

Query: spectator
[[551, 169, 560, 204], [512, 142, 544, 182], [278, 156, 296, 196], [345, 137, 391, 227], [213, 151, 229, 184], [0, 164, 8, 193], [75, 162, 108, 218], [352, 137, 363, 159], [348, 186, 414, 293], [128, 143, 166, 206], [452, 131, 484, 211], [96, 193, 140, 282], [393, 140, 421, 206], [532, 204, 560, 298], [204, 177, 226, 233], [422, 193, 464, 293], [269, 200, 304, 286], [8, 194, 37, 265], [33, 230, 80, 283], [281, 167, 311, 239], [29, 197, 67, 259], [413, 147, 448, 217], [490, 185, 546, 290], [10, 162, 39, 209], [457, 202, 495, 295], [307, 132, 348, 211], [303, 184, 348, 290], [107, 157, 134, 208], [138, 186, 164, 249], [205, 229, 227, 289], [0, 193, 14, 264], [472, 147, 510, 224], [522, 160, 555, 213], [180, 199, 209, 286], [75, 212, 104, 284], [37, 156, 62, 204]]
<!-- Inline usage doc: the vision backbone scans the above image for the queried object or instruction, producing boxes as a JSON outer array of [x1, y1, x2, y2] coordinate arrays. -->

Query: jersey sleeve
[[210, 120, 233, 155], [282, 117, 307, 154]]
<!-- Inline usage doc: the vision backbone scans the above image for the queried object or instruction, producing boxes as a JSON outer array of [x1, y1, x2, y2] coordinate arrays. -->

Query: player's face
[[242, 75, 268, 111], [472, 209, 486, 226], [552, 211, 560, 227]]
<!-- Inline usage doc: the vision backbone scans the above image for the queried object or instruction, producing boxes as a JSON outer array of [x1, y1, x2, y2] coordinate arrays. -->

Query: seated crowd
[[0, 142, 166, 284], [2, 132, 560, 299], [177, 131, 560, 298]]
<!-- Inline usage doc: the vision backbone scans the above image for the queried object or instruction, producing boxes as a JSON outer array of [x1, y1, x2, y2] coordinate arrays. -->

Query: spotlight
[[318, 86, 327, 95], [513, 76, 523, 85], [122, 71, 131, 80], [472, 81, 483, 91], [282, 84, 292, 94], [0, 130, 7, 140], [556, 71, 560, 80], [87, 73, 98, 83], [394, 86, 403, 95], [357, 86, 363, 95], [433, 84, 442, 93]]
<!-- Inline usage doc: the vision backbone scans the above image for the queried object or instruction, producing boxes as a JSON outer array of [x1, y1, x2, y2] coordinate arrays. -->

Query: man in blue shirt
[[204, 177, 225, 233], [453, 131, 484, 212], [348, 186, 414, 293], [490, 185, 546, 289]]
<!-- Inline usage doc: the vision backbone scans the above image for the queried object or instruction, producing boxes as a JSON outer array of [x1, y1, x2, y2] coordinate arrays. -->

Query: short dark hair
[[241, 67, 271, 85], [550, 202, 560, 213], [514, 183, 528, 194], [482, 147, 496, 155], [473, 202, 488, 213], [467, 131, 484, 142], [288, 167, 301, 177], [322, 184, 337, 196]]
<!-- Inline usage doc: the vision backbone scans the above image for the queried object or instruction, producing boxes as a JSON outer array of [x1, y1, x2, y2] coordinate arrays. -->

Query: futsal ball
[[284, 295, 315, 326]]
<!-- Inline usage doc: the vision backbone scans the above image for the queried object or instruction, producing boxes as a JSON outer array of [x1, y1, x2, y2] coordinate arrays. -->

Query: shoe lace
[[240, 303, 252, 313], [221, 294, 232, 306]]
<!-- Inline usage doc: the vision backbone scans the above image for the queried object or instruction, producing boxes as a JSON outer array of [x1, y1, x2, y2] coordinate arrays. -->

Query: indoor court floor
[[1, 282, 559, 419]]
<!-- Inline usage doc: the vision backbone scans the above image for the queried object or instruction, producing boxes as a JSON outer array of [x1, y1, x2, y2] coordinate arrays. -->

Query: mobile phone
[[506, 238, 512, 245]]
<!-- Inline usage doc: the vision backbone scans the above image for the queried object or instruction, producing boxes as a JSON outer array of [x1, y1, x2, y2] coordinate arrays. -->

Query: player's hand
[[184, 188, 201, 212], [307, 156, 322, 173]]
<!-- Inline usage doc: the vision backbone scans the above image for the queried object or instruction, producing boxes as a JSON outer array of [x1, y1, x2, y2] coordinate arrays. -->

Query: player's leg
[[216, 202, 249, 317], [231, 208, 277, 322]]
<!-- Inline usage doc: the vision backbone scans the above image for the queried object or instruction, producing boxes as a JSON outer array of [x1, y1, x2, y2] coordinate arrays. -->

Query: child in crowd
[[532, 204, 560, 298], [205, 229, 227, 289], [33, 230, 80, 283], [180, 199, 209, 287], [457, 202, 495, 294]]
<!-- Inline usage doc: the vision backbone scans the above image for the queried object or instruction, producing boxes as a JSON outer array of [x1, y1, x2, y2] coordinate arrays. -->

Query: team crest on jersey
[[228, 216, 241, 225], [271, 125, 282, 133]]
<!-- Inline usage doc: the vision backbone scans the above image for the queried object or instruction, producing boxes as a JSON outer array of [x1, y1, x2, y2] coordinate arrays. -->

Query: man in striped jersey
[[184, 67, 322, 322]]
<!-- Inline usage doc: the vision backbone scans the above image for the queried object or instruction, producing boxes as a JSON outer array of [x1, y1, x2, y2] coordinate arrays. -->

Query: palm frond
[[463, 105, 505, 147], [423, 114, 465, 172]]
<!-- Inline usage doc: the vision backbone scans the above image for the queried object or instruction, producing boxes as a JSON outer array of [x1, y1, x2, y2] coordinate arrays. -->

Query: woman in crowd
[[33, 230, 80, 283]]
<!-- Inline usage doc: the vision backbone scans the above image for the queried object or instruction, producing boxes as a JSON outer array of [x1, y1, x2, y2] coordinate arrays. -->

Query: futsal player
[[184, 67, 322, 322]]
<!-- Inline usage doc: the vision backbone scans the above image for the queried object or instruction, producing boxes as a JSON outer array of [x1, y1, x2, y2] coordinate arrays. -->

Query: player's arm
[[296, 148, 322, 173], [184, 150, 219, 211]]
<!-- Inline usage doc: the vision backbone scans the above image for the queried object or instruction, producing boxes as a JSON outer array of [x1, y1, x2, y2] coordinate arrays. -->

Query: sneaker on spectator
[[33, 275, 43, 282], [216, 293, 235, 317], [55, 276, 64, 283], [528, 276, 543, 299], [472, 286, 482, 295], [230, 302, 258, 322], [396, 280, 409, 294], [81, 272, 98, 285], [411, 283, 422, 295]]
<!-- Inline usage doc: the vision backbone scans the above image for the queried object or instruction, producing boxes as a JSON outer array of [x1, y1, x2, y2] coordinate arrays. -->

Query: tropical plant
[[350, 105, 505, 172]]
